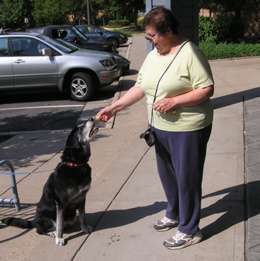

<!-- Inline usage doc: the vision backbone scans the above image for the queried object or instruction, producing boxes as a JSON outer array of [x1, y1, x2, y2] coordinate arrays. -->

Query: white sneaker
[[163, 229, 203, 249], [153, 216, 178, 231]]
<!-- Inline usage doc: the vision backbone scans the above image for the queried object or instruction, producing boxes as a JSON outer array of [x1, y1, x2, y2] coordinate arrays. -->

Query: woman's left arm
[[153, 85, 214, 113]]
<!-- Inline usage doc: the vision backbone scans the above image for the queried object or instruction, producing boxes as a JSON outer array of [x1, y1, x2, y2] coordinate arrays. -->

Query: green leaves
[[32, 0, 70, 25], [200, 41, 260, 60], [0, 0, 145, 29], [199, 16, 217, 43], [0, 0, 24, 28]]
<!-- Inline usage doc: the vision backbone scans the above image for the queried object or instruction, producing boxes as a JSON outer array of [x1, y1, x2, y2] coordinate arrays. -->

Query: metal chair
[[0, 160, 20, 211]]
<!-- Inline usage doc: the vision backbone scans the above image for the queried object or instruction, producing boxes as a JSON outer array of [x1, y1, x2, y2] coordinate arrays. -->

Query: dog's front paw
[[81, 224, 92, 234], [56, 237, 65, 246]]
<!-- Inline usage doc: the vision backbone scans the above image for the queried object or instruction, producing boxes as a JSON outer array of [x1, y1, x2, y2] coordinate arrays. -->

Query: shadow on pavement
[[66, 201, 167, 243], [0, 203, 36, 243], [0, 108, 110, 169], [0, 109, 84, 132], [0, 203, 35, 217], [0, 201, 166, 245], [118, 79, 136, 92], [201, 181, 260, 240], [0, 89, 68, 104], [2, 178, 259, 245], [125, 69, 139, 76], [212, 86, 260, 109], [0, 84, 118, 105]]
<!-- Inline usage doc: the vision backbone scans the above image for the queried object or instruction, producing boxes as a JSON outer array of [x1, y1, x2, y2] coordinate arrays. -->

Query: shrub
[[199, 41, 260, 60], [199, 14, 245, 44], [215, 14, 245, 43], [199, 16, 217, 43], [0, 0, 24, 28]]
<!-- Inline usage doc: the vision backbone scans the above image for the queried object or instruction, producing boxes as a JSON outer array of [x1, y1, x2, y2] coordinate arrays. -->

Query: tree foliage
[[0, 0, 24, 28], [0, 0, 145, 28], [199, 0, 260, 42], [103, 0, 144, 23], [32, 0, 71, 25]]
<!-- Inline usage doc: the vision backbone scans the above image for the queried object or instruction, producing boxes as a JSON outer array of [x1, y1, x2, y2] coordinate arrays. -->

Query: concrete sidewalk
[[1, 34, 260, 261]]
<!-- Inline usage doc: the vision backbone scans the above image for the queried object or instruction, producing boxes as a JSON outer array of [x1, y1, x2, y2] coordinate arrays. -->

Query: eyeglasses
[[144, 32, 159, 41]]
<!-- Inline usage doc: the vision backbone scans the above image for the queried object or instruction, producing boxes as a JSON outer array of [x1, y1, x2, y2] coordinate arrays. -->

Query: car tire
[[69, 72, 94, 101]]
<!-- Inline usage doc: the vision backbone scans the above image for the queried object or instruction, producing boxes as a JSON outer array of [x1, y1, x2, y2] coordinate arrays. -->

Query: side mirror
[[41, 47, 52, 56]]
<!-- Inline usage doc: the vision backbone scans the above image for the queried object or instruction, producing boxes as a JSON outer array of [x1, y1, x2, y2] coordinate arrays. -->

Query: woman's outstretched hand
[[96, 85, 145, 121], [96, 106, 114, 122]]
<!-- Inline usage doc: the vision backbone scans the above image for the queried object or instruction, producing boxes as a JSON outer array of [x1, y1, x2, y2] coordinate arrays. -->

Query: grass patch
[[200, 41, 260, 60]]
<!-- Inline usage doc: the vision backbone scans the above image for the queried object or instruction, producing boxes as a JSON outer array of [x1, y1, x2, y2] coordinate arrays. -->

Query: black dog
[[1, 118, 98, 246]]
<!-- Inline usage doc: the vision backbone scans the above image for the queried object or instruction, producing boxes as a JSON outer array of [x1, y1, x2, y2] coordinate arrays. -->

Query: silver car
[[0, 33, 119, 100]]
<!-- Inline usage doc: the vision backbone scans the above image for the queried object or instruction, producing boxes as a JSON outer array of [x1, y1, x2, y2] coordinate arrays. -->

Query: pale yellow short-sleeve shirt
[[136, 41, 214, 132]]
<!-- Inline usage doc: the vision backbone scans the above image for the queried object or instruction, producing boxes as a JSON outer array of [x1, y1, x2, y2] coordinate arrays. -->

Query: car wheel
[[69, 72, 94, 101]]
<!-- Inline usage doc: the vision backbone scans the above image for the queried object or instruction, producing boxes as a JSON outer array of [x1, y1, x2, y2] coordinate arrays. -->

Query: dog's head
[[62, 118, 98, 164], [77, 117, 99, 143]]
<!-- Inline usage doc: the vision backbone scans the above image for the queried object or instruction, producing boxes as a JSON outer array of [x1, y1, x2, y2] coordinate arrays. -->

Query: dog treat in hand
[[95, 114, 109, 122]]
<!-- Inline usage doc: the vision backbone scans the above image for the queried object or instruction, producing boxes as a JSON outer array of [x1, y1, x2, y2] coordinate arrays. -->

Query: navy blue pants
[[153, 125, 212, 235]]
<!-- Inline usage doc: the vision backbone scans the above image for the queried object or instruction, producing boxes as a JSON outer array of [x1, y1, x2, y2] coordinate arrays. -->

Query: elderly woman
[[96, 6, 214, 250]]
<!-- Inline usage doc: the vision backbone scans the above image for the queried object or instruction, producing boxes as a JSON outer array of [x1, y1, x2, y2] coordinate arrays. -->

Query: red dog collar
[[64, 162, 84, 168]]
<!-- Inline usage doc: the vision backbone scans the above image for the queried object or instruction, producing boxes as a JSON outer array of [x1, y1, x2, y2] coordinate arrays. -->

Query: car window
[[80, 26, 87, 32], [0, 38, 9, 56], [53, 28, 78, 42], [38, 35, 78, 53], [10, 37, 49, 56], [78, 26, 89, 33]]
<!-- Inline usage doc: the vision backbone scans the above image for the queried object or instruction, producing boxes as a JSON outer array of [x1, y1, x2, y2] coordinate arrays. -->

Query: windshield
[[76, 25, 88, 34], [38, 35, 78, 53], [72, 27, 88, 40]]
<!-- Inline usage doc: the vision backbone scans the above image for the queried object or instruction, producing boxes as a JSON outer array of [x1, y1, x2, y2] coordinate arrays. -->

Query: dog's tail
[[1, 217, 33, 229]]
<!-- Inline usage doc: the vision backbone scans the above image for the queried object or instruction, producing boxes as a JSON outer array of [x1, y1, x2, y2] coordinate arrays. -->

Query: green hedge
[[199, 15, 245, 44], [200, 41, 260, 60]]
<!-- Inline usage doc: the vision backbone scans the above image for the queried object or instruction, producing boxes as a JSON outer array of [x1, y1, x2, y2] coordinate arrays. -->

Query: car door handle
[[14, 59, 25, 64]]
